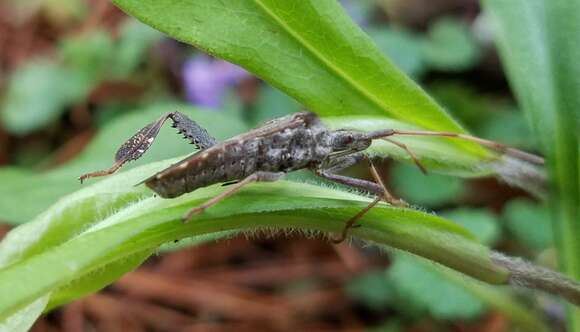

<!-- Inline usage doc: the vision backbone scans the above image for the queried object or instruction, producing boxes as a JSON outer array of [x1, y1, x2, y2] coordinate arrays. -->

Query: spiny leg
[[182, 171, 285, 222], [79, 111, 218, 183]]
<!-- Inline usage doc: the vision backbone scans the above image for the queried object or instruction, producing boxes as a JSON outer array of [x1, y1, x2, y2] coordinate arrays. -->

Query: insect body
[[80, 111, 543, 242], [145, 112, 335, 199]]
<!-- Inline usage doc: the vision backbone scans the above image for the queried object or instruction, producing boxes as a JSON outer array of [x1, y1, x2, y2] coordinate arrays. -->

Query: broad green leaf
[[0, 297, 48, 332], [0, 158, 512, 322], [112, 0, 490, 162], [0, 105, 249, 224], [484, 0, 580, 329]]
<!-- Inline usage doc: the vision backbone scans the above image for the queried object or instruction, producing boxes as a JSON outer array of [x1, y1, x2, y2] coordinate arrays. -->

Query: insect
[[80, 111, 543, 242]]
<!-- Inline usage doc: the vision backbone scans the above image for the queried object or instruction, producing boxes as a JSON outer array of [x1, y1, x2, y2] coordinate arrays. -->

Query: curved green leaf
[[112, 0, 488, 159], [0, 157, 510, 322]]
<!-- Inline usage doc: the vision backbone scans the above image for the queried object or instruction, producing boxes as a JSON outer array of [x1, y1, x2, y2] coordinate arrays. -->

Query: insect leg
[[381, 138, 427, 174], [79, 111, 217, 183], [314, 156, 406, 243], [319, 155, 405, 206], [366, 157, 407, 207], [182, 171, 285, 222], [332, 196, 381, 244]]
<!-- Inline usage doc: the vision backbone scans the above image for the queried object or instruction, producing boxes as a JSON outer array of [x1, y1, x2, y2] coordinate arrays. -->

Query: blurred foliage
[[442, 208, 501, 246], [249, 86, 302, 126], [390, 163, 465, 207], [502, 199, 553, 250], [0, 60, 90, 135], [348, 210, 500, 322], [6, 0, 87, 25], [367, 16, 481, 79], [0, 105, 249, 224], [486, 1, 580, 330], [0, 19, 161, 135], [420, 17, 481, 72]]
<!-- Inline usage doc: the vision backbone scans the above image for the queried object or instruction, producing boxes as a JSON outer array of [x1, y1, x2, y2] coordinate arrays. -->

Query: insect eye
[[345, 135, 354, 144]]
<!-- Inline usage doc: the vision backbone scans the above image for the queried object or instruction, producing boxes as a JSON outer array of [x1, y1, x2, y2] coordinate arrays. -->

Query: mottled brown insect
[[80, 111, 543, 242]]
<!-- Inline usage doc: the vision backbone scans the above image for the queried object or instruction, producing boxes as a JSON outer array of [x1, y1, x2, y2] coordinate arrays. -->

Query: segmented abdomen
[[145, 123, 330, 198]]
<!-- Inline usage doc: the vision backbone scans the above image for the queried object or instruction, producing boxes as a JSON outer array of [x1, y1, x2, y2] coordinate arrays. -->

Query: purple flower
[[182, 55, 250, 109]]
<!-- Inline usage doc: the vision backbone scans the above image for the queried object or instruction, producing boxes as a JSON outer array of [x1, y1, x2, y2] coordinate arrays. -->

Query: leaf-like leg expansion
[[79, 111, 217, 183], [183, 171, 285, 222]]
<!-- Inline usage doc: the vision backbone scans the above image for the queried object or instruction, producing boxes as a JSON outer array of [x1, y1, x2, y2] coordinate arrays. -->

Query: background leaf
[[502, 199, 552, 250], [0, 105, 249, 224], [484, 0, 580, 329], [0, 61, 90, 135]]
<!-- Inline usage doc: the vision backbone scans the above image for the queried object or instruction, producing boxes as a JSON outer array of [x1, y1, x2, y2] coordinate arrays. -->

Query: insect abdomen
[[145, 139, 259, 198]]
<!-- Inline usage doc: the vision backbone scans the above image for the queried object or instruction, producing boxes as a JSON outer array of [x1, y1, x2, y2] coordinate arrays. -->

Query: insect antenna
[[365, 129, 544, 174]]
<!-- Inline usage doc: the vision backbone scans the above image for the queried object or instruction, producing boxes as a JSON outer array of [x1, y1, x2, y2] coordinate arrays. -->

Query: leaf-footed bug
[[80, 111, 544, 242]]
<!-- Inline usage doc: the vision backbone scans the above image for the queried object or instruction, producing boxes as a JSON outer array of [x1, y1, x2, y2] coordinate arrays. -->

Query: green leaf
[[484, 1, 580, 329], [0, 105, 249, 224], [366, 27, 425, 78], [347, 270, 398, 311], [0, 159, 511, 322], [421, 17, 481, 71], [112, 0, 489, 161], [0, 60, 90, 135], [441, 208, 501, 246], [390, 163, 465, 207], [0, 297, 48, 332], [59, 30, 115, 83], [387, 254, 486, 320], [479, 109, 535, 150], [502, 199, 552, 250], [349, 254, 552, 331], [111, 19, 163, 77], [250, 86, 302, 126]]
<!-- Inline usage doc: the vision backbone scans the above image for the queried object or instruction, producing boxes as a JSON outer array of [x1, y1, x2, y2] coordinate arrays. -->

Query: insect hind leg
[[79, 111, 217, 183], [182, 171, 285, 222]]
